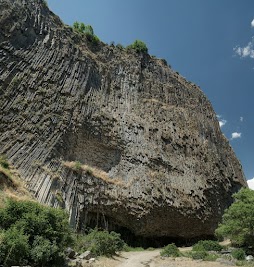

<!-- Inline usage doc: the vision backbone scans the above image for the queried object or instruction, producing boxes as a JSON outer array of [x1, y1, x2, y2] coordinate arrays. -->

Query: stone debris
[[79, 251, 94, 260], [246, 255, 254, 261]]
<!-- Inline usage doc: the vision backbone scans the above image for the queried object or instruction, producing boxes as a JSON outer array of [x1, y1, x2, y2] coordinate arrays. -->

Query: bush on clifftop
[[126, 40, 148, 53]]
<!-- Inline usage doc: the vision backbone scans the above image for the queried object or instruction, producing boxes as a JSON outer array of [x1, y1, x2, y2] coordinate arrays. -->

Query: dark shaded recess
[[77, 211, 215, 248], [54, 128, 121, 172]]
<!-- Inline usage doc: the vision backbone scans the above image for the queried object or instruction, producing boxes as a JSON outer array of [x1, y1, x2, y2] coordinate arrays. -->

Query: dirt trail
[[116, 250, 160, 267], [93, 245, 236, 267]]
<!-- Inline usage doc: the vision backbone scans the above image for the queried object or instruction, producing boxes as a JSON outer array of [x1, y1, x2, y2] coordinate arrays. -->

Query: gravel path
[[93, 246, 236, 267], [116, 250, 160, 267]]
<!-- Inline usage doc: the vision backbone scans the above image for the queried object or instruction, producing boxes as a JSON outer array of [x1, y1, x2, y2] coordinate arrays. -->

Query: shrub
[[204, 253, 219, 261], [160, 243, 180, 257], [190, 250, 208, 260], [0, 227, 30, 266], [77, 229, 125, 257], [192, 240, 222, 252], [126, 40, 148, 53], [72, 22, 100, 45], [231, 248, 246, 260], [86, 33, 100, 45], [0, 199, 72, 266], [30, 236, 64, 266], [0, 155, 9, 169], [216, 188, 254, 247]]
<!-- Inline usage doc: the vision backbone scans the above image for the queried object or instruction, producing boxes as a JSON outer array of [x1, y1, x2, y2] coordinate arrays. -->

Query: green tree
[[215, 188, 254, 247], [126, 40, 148, 53], [73, 21, 80, 31], [85, 25, 94, 35], [0, 227, 30, 266], [79, 22, 86, 33], [0, 199, 73, 266]]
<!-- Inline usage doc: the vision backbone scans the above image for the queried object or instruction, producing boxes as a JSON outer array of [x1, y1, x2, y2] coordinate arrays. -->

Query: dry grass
[[63, 161, 125, 186], [0, 165, 33, 207]]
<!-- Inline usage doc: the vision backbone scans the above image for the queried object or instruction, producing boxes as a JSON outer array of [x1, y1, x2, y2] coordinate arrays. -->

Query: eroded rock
[[0, 0, 247, 244]]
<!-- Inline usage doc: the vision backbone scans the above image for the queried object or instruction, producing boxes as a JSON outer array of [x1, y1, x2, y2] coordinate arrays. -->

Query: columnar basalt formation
[[0, 0, 246, 243]]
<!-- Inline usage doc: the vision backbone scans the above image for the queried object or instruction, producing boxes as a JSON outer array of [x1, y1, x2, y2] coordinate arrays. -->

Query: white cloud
[[240, 116, 244, 122], [234, 19, 254, 60], [217, 115, 227, 128], [251, 19, 254, 28], [234, 38, 254, 59], [247, 178, 254, 190], [231, 132, 242, 139], [219, 119, 227, 128]]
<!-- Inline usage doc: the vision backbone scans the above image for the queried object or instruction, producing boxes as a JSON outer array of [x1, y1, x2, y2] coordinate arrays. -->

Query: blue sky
[[48, 0, 254, 183]]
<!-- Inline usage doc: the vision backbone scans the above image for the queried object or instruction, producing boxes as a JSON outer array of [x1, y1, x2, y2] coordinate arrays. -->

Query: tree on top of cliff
[[73, 21, 100, 45], [126, 40, 148, 54]]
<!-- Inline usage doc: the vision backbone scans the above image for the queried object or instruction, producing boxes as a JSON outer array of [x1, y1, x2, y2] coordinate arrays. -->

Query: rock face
[[0, 0, 247, 244]]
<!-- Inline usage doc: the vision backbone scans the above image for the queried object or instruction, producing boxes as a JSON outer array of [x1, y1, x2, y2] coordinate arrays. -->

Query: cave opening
[[77, 212, 214, 248]]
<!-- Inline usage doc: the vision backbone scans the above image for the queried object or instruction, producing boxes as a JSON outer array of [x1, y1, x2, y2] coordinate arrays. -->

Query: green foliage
[[123, 245, 145, 252], [76, 229, 125, 257], [86, 33, 100, 45], [74, 161, 82, 172], [126, 40, 148, 53], [204, 253, 219, 261], [0, 199, 72, 266], [73, 21, 80, 31], [0, 155, 9, 169], [0, 227, 29, 266], [215, 188, 254, 247], [192, 240, 222, 252], [190, 250, 209, 260], [72, 22, 100, 45], [42, 0, 48, 6], [116, 43, 124, 50], [232, 248, 246, 260], [160, 243, 180, 257], [30, 236, 64, 266]]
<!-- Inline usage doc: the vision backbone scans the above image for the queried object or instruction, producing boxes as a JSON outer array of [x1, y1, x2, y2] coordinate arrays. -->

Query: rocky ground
[[89, 250, 237, 267]]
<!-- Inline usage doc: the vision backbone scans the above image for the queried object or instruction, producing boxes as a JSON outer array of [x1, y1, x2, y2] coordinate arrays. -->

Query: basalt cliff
[[0, 0, 247, 245]]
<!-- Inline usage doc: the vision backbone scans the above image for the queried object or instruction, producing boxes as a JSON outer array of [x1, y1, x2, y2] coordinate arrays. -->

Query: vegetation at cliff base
[[0, 199, 72, 267], [74, 229, 125, 257], [160, 243, 180, 257], [192, 240, 222, 252], [215, 188, 254, 248]]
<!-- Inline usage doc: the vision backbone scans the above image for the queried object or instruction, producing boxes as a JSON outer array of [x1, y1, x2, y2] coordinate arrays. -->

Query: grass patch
[[190, 250, 209, 260], [63, 161, 124, 186], [204, 253, 219, 261], [123, 246, 145, 252]]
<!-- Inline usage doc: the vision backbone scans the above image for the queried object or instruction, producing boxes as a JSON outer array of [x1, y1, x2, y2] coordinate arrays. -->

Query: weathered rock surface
[[0, 0, 247, 244]]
